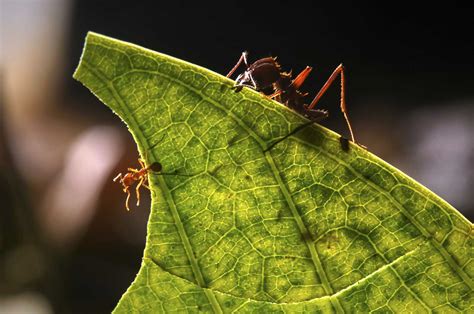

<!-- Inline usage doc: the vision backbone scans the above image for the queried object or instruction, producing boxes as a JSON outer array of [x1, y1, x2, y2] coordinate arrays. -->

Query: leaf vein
[[292, 136, 474, 290]]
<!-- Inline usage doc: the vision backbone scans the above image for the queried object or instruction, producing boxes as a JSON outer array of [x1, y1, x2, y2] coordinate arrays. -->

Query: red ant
[[113, 158, 191, 211], [226, 51, 357, 144], [113, 159, 163, 211]]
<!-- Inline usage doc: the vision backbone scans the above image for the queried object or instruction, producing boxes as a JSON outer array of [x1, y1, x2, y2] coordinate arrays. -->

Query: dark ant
[[113, 159, 188, 211], [226, 51, 357, 144]]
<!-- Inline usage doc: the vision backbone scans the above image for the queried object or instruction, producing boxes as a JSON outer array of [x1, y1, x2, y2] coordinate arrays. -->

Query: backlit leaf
[[73, 32, 473, 313]]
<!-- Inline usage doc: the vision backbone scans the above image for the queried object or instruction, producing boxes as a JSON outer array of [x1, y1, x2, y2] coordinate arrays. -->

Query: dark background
[[2, 1, 473, 313]]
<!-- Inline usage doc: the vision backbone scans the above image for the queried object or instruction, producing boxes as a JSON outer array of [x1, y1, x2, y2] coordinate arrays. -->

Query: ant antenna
[[226, 51, 250, 78]]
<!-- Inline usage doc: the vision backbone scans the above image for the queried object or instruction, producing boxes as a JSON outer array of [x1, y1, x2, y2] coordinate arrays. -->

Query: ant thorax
[[122, 174, 135, 186]]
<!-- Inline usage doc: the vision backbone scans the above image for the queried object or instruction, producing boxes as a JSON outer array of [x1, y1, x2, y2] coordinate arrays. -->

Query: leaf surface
[[73, 32, 473, 313]]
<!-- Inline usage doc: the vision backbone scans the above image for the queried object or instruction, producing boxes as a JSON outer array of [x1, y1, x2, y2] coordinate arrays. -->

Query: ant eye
[[150, 162, 162, 172]]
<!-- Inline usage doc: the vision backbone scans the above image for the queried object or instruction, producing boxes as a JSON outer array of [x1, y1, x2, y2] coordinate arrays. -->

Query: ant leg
[[141, 175, 150, 190], [142, 176, 151, 191], [135, 177, 144, 206], [138, 158, 146, 169], [125, 189, 131, 211], [127, 168, 139, 173], [248, 73, 258, 90], [291, 66, 313, 90], [306, 64, 356, 143], [143, 177, 156, 197], [226, 51, 249, 78], [142, 176, 156, 197], [143, 182, 155, 199], [268, 90, 282, 99], [113, 173, 123, 182]]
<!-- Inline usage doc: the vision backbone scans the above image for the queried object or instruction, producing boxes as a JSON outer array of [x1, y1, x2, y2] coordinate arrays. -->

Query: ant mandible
[[113, 159, 162, 211], [226, 51, 356, 144]]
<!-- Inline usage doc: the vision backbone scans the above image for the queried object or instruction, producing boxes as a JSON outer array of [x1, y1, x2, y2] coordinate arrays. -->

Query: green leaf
[[74, 32, 473, 313]]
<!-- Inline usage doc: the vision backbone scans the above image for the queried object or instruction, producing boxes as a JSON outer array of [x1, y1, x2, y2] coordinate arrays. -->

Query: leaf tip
[[72, 31, 103, 81]]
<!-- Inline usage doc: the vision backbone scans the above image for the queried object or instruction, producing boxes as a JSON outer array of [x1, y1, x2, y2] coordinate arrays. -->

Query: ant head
[[235, 71, 253, 86], [149, 162, 163, 172]]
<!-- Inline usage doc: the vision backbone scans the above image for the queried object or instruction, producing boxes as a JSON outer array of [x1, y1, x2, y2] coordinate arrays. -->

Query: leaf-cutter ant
[[113, 159, 162, 211], [114, 158, 192, 211], [226, 51, 357, 144]]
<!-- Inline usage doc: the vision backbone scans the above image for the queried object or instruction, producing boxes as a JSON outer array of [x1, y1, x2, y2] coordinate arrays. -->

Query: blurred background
[[1, 0, 473, 312]]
